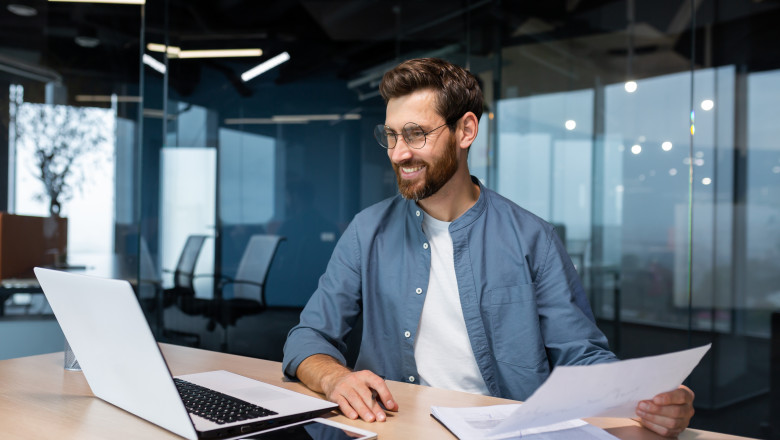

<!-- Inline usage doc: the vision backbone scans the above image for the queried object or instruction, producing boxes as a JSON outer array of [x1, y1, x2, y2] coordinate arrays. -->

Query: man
[[282, 58, 695, 437]]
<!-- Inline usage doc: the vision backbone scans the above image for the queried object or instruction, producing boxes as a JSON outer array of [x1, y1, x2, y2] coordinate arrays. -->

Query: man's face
[[385, 90, 460, 201]]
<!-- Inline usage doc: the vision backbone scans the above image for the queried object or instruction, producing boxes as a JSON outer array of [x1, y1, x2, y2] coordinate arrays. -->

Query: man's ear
[[457, 112, 479, 150]]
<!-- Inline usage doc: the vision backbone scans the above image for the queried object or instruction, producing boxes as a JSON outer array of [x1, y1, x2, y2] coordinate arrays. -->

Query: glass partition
[[1, 2, 144, 305], [0, 2, 144, 364], [488, 2, 779, 434]]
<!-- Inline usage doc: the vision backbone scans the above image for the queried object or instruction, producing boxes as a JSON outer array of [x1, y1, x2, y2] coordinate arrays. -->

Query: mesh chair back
[[233, 234, 284, 300], [174, 235, 208, 290]]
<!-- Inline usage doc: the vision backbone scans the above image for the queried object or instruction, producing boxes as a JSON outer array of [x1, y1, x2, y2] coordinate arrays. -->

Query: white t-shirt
[[413, 212, 489, 395]]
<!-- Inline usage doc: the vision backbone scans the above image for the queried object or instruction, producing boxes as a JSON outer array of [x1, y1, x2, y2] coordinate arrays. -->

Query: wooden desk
[[0, 344, 754, 440]]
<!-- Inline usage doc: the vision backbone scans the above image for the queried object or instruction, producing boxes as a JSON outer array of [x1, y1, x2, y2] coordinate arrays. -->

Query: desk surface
[[0, 344, 754, 440]]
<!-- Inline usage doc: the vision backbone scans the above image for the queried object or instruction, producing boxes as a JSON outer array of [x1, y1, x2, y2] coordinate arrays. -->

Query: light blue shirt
[[282, 177, 617, 400]]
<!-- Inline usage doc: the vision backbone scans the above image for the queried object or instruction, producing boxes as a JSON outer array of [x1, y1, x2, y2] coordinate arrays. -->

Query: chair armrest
[[219, 279, 263, 289], [192, 273, 233, 282]]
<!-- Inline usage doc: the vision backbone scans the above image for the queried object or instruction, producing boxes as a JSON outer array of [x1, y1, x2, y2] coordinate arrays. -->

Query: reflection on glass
[[13, 100, 115, 256], [160, 148, 216, 293], [746, 69, 780, 336], [219, 128, 275, 280]]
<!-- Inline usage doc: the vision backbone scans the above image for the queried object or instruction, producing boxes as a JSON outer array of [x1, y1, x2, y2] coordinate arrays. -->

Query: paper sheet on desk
[[487, 344, 711, 436], [431, 405, 620, 440]]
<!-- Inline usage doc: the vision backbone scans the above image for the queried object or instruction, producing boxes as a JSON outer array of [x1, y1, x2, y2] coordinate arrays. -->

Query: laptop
[[34, 267, 337, 440]]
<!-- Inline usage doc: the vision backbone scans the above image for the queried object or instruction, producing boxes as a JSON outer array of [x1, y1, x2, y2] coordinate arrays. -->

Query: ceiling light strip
[[147, 44, 261, 59], [241, 52, 290, 82], [273, 114, 340, 122], [147, 43, 181, 56], [48, 0, 145, 4], [76, 95, 142, 103], [143, 109, 176, 119], [225, 113, 360, 125], [177, 49, 262, 59], [225, 118, 304, 125], [142, 54, 166, 74]]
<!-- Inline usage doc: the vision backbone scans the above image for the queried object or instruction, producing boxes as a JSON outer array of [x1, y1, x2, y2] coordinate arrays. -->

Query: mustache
[[393, 159, 428, 169]]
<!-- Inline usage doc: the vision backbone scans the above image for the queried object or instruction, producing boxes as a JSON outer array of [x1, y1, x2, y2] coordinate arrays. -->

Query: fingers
[[636, 401, 693, 436], [326, 370, 397, 423], [637, 416, 686, 438], [636, 386, 695, 438], [653, 385, 695, 406], [333, 393, 362, 420], [336, 385, 379, 421], [366, 374, 398, 411]]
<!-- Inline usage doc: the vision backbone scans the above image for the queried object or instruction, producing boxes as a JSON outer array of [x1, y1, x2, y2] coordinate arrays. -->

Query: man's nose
[[389, 137, 413, 163]]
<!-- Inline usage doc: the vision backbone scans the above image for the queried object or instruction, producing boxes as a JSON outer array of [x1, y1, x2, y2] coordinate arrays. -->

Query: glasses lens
[[374, 124, 395, 149], [402, 123, 426, 149]]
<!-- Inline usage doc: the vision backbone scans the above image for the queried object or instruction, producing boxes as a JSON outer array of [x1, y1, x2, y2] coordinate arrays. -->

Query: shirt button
[[409, 376, 416, 383], [404, 330, 411, 338], [423, 243, 429, 250], [416, 210, 420, 217], [415, 288, 422, 294]]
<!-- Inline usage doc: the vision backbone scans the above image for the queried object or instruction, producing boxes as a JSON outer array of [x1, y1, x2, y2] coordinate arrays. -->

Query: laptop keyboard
[[174, 378, 278, 425]]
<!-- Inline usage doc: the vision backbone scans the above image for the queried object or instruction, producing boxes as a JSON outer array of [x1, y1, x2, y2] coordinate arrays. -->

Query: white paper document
[[431, 405, 620, 440], [431, 344, 710, 439]]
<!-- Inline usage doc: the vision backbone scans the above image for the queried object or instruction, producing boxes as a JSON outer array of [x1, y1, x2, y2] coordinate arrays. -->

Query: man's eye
[[406, 129, 425, 138]]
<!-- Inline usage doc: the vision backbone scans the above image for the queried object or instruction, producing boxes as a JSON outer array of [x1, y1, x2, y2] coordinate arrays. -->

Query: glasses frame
[[374, 122, 449, 150]]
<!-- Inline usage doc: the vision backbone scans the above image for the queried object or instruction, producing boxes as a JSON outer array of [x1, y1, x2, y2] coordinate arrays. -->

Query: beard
[[393, 134, 459, 201]]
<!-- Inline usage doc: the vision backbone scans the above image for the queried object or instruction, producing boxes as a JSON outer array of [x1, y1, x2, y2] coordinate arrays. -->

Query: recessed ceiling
[[1, 0, 779, 101]]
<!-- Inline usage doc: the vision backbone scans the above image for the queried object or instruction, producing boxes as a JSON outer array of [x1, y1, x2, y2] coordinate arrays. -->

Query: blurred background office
[[0, 0, 778, 437]]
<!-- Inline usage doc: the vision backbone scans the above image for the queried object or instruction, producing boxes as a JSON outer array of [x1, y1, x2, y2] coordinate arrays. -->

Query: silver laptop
[[34, 267, 337, 440]]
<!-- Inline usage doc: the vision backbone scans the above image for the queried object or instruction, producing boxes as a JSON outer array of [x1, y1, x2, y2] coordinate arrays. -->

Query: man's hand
[[322, 369, 398, 422], [296, 354, 398, 423], [635, 385, 695, 437]]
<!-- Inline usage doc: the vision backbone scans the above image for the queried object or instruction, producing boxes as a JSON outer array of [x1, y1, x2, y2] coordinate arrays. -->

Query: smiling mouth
[[397, 163, 426, 180]]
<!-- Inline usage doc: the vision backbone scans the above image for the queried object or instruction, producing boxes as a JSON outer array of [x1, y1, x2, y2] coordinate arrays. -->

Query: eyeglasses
[[373, 122, 448, 149]]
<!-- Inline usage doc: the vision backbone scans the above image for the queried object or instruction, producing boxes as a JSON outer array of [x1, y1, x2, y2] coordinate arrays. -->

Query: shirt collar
[[405, 175, 487, 232]]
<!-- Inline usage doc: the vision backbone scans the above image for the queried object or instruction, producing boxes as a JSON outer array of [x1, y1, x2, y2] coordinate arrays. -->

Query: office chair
[[210, 234, 285, 352], [163, 235, 209, 303], [159, 234, 209, 346]]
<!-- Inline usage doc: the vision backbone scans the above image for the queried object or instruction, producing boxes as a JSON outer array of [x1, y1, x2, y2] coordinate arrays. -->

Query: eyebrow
[[383, 123, 403, 132], [384, 122, 434, 132]]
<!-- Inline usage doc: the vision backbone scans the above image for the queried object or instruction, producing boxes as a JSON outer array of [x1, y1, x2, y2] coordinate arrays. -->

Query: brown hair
[[379, 58, 483, 128]]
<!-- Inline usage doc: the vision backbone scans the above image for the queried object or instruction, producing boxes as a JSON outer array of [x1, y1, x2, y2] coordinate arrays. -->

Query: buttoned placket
[[401, 202, 430, 386]]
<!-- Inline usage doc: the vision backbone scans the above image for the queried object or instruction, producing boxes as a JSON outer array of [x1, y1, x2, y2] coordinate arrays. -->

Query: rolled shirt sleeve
[[282, 221, 363, 379]]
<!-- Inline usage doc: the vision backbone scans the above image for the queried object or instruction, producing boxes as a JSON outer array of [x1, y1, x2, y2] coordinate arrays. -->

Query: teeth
[[402, 166, 423, 173]]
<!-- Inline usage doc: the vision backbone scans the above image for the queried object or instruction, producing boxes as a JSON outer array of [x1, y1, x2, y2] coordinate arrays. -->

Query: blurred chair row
[[138, 234, 285, 352]]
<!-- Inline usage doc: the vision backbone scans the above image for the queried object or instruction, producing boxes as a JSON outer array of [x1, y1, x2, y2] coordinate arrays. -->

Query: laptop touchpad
[[233, 386, 291, 404]]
